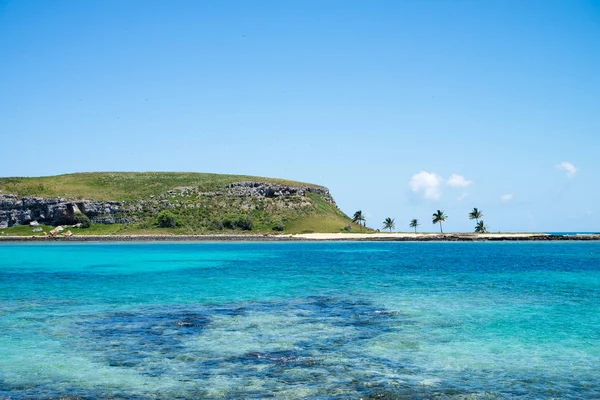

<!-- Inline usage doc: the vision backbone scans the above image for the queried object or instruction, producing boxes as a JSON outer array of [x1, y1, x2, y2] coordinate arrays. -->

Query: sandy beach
[[293, 232, 553, 240]]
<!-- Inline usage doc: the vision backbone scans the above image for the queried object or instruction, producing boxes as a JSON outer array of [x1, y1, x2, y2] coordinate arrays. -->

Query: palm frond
[[474, 220, 488, 233], [432, 210, 447, 224]]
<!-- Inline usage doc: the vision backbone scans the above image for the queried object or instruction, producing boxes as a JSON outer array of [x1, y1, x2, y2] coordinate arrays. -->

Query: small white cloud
[[447, 174, 473, 188], [410, 171, 443, 200], [501, 194, 514, 203], [457, 193, 469, 201], [556, 161, 577, 178]]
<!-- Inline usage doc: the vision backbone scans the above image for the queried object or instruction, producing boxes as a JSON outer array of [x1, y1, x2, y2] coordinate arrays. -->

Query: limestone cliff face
[[0, 182, 335, 228], [228, 182, 334, 202], [0, 194, 124, 228]]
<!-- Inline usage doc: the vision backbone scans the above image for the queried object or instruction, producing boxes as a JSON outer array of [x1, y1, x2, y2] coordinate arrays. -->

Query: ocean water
[[0, 242, 599, 399]]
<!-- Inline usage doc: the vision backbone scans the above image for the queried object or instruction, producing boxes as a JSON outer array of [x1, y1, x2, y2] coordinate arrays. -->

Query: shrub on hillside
[[236, 215, 253, 230], [272, 220, 285, 231], [210, 219, 224, 231], [223, 214, 253, 231], [156, 211, 179, 228], [73, 213, 91, 228], [222, 215, 235, 230]]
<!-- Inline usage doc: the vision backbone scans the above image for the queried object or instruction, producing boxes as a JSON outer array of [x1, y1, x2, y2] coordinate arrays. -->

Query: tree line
[[352, 208, 489, 233]]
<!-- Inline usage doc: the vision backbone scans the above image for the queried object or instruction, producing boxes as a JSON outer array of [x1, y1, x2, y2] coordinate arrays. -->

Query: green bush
[[73, 213, 91, 228], [272, 220, 285, 231], [236, 215, 253, 230], [210, 219, 224, 231], [222, 215, 235, 230], [156, 210, 179, 228], [223, 214, 253, 231]]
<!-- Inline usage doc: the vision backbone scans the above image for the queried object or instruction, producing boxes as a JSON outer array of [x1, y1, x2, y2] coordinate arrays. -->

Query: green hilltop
[[0, 172, 359, 235], [0, 172, 322, 200]]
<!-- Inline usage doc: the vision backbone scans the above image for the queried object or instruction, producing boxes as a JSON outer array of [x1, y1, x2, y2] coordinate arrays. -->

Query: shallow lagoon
[[1, 242, 599, 399]]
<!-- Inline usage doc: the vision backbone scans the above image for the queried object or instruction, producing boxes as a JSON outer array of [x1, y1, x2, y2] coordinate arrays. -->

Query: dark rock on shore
[[0, 194, 123, 228]]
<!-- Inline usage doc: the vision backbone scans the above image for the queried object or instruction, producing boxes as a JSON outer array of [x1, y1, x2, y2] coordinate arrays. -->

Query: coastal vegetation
[[468, 207, 483, 223], [382, 217, 395, 232], [374, 208, 492, 235], [352, 210, 366, 231], [468, 208, 489, 233], [474, 220, 488, 233], [73, 213, 91, 228], [432, 210, 447, 233], [409, 219, 420, 233], [156, 211, 180, 228]]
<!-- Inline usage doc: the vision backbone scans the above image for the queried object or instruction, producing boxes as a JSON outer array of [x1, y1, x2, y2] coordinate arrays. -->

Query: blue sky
[[1, 0, 599, 232]]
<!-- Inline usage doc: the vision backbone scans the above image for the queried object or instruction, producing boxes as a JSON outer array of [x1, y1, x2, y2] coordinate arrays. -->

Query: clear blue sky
[[1, 1, 599, 232]]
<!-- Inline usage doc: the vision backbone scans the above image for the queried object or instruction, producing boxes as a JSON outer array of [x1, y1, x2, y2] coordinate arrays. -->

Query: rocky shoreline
[[0, 233, 599, 242]]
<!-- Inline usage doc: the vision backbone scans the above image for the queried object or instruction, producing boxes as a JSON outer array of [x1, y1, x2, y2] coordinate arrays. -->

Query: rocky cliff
[[228, 182, 334, 201], [0, 181, 336, 229], [0, 195, 124, 228]]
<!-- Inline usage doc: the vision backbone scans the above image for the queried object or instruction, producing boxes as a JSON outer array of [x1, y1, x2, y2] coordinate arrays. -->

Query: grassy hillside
[[0, 172, 322, 201], [0, 172, 365, 235]]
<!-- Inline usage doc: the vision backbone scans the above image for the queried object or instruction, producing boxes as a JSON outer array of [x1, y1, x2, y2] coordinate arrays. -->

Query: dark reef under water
[[2, 297, 587, 399]]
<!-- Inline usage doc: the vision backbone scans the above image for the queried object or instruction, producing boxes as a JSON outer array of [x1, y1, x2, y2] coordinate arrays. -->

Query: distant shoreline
[[1, 233, 599, 242]]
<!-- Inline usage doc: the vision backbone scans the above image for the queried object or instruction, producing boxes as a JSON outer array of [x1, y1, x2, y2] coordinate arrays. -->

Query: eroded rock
[[0, 194, 124, 228]]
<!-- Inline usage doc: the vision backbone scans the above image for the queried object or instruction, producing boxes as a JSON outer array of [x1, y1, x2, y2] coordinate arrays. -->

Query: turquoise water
[[1, 242, 599, 399]]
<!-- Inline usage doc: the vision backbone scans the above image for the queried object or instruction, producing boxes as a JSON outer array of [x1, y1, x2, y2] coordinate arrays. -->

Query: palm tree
[[352, 210, 366, 231], [383, 217, 395, 232], [474, 220, 488, 233], [409, 219, 420, 233], [432, 210, 447, 233], [468, 207, 483, 224]]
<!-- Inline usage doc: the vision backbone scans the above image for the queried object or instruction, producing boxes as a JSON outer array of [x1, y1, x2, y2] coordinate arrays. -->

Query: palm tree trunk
[[414, 227, 417, 234], [440, 222, 443, 233]]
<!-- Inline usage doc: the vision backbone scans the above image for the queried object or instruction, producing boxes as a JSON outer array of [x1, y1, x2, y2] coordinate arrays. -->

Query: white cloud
[[556, 161, 577, 178], [501, 194, 514, 203], [457, 193, 469, 201], [447, 174, 473, 188], [410, 171, 443, 200]]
